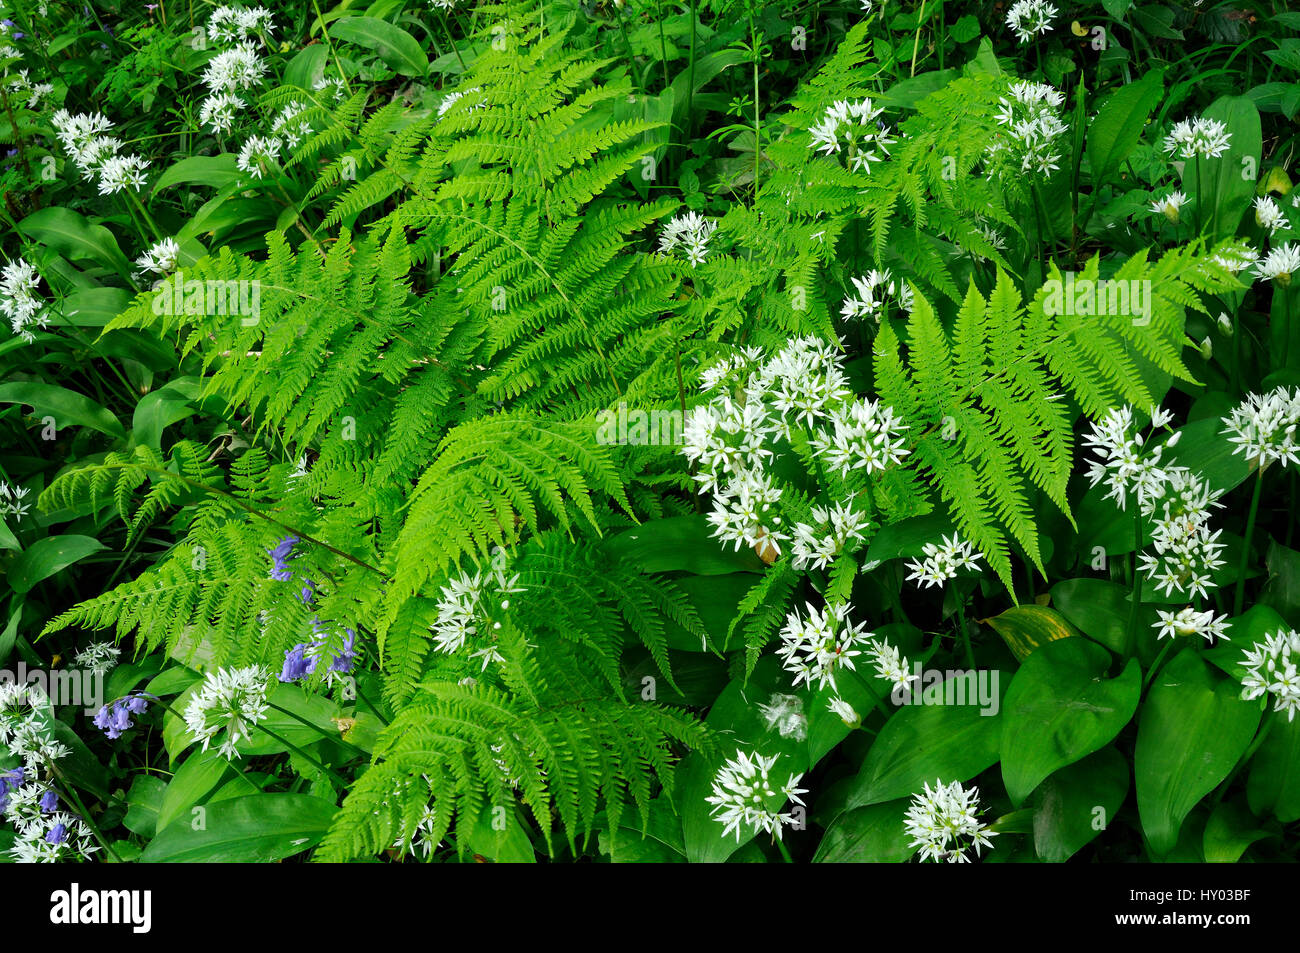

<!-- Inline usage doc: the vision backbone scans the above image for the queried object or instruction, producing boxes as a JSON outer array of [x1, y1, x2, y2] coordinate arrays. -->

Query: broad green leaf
[[605, 516, 763, 575], [600, 798, 686, 863], [331, 17, 428, 77], [981, 604, 1079, 662], [1001, 638, 1139, 804], [1181, 96, 1262, 242], [1203, 799, 1271, 862], [1030, 746, 1130, 862], [152, 155, 241, 195], [842, 677, 1005, 812], [1136, 649, 1261, 855], [141, 794, 338, 862], [20, 207, 133, 276], [1247, 712, 1300, 822], [7, 536, 107, 593], [123, 775, 166, 839], [813, 799, 916, 863], [1088, 69, 1164, 185], [0, 381, 125, 438], [157, 750, 231, 832], [1051, 577, 1161, 660]]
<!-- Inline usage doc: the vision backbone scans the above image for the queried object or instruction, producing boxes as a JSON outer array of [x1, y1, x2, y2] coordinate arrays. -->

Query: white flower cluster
[[0, 258, 48, 342], [840, 268, 915, 322], [1206, 238, 1259, 275], [1254, 242, 1300, 286], [0, 481, 31, 520], [1254, 196, 1289, 236], [9, 810, 97, 863], [987, 80, 1067, 177], [1240, 628, 1300, 721], [807, 98, 896, 174], [236, 134, 282, 179], [1221, 386, 1300, 470], [208, 5, 275, 44], [50, 109, 148, 194], [776, 602, 915, 721], [429, 561, 525, 671], [790, 502, 870, 571], [1163, 116, 1233, 160], [271, 103, 313, 149], [0, 683, 71, 772], [1085, 406, 1226, 601], [313, 76, 348, 102], [5, 68, 53, 109], [133, 237, 181, 278], [1005, 0, 1058, 43], [905, 534, 982, 588], [903, 778, 997, 863], [1150, 190, 1188, 222], [1153, 606, 1229, 642], [72, 641, 119, 677], [706, 750, 807, 841], [658, 211, 718, 267], [681, 336, 908, 559], [182, 666, 271, 761]]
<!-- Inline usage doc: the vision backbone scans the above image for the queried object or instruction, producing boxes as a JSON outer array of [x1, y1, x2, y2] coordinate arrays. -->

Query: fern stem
[[1232, 466, 1265, 617]]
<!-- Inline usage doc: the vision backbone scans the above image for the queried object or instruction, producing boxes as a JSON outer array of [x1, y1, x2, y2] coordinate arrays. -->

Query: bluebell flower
[[278, 642, 315, 682], [0, 766, 26, 796], [39, 790, 57, 813], [45, 823, 67, 845], [93, 694, 151, 739], [268, 535, 299, 581], [298, 577, 316, 605], [329, 629, 358, 674]]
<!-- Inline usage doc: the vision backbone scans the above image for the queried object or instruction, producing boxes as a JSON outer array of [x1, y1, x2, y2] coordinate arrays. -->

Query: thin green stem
[[1124, 509, 1144, 659], [1233, 467, 1266, 617], [48, 767, 122, 862]]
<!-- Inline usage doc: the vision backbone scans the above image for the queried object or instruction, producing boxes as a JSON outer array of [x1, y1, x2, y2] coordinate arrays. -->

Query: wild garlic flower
[[1137, 469, 1226, 601], [658, 211, 718, 267], [73, 641, 120, 677], [827, 695, 860, 725], [904, 779, 997, 863], [236, 134, 281, 178], [1221, 386, 1300, 470], [866, 638, 919, 690], [904, 534, 982, 588], [1150, 190, 1188, 222], [987, 80, 1067, 177], [1163, 116, 1232, 160], [790, 502, 871, 571], [208, 5, 275, 45], [199, 91, 245, 134], [776, 602, 895, 692], [313, 76, 348, 102], [50, 109, 114, 168], [841, 268, 915, 322], [1082, 406, 1178, 511], [1253, 242, 1300, 286], [0, 258, 48, 342], [9, 811, 98, 863], [4, 698, 71, 772], [271, 103, 313, 149], [96, 154, 149, 194], [683, 337, 908, 561], [6, 69, 52, 109], [706, 750, 807, 841], [1254, 196, 1288, 236], [429, 563, 525, 671], [133, 237, 181, 278], [202, 43, 267, 93], [808, 398, 910, 478], [757, 693, 808, 741], [1206, 239, 1258, 276], [0, 481, 31, 519], [183, 666, 271, 760], [1241, 629, 1300, 721], [1005, 0, 1058, 43], [807, 98, 896, 174], [1154, 606, 1229, 642]]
